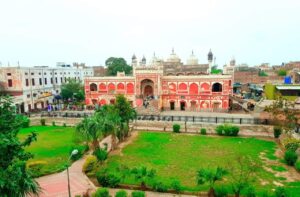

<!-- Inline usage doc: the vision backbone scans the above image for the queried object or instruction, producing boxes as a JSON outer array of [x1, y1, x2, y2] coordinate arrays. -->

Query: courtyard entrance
[[140, 79, 154, 97]]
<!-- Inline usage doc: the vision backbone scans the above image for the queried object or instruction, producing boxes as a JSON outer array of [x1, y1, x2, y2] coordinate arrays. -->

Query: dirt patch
[[259, 150, 300, 183], [110, 131, 139, 156]]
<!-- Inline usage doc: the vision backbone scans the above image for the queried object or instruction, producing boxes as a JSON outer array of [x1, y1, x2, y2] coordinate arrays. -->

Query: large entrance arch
[[140, 79, 154, 97]]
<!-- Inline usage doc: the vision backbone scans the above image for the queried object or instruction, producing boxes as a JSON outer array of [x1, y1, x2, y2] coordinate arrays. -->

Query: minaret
[[142, 55, 146, 65], [131, 54, 137, 76], [207, 49, 213, 74]]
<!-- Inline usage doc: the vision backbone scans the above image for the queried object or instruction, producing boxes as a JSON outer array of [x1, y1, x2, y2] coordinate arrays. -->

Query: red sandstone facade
[[84, 51, 233, 113]]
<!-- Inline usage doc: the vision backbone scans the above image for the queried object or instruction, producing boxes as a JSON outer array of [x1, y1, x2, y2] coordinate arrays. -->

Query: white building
[[0, 64, 94, 113]]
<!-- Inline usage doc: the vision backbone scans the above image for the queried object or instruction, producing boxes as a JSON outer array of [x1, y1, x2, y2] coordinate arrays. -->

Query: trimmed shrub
[[284, 150, 298, 166], [93, 188, 110, 197], [27, 160, 47, 178], [214, 186, 228, 197], [96, 170, 121, 188], [63, 123, 67, 127], [170, 179, 182, 193], [115, 190, 127, 197], [173, 124, 180, 133], [295, 160, 300, 172], [215, 124, 239, 136], [273, 127, 282, 138], [152, 181, 168, 192], [131, 191, 145, 197], [52, 121, 56, 126], [274, 187, 290, 197], [94, 148, 108, 164], [200, 128, 207, 135], [40, 118, 46, 126], [82, 155, 97, 173]]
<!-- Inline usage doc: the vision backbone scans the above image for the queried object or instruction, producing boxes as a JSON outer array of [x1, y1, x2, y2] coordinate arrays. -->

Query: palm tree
[[76, 116, 102, 151], [131, 166, 156, 189], [94, 105, 121, 150], [197, 167, 227, 197], [114, 95, 137, 140]]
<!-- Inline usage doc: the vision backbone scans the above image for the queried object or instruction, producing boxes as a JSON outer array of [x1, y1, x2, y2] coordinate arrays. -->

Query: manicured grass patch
[[102, 132, 286, 193], [18, 126, 82, 176], [270, 165, 287, 172]]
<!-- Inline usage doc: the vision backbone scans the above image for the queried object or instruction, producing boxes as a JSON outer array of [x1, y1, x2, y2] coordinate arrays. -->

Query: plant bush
[[200, 128, 207, 135], [152, 181, 168, 192], [284, 138, 300, 152], [70, 144, 89, 161], [96, 170, 121, 188], [245, 186, 256, 197], [92, 188, 110, 197], [273, 127, 282, 138], [284, 150, 298, 166], [214, 186, 228, 197], [16, 115, 30, 128], [173, 124, 180, 133], [215, 124, 239, 136], [52, 121, 56, 126], [27, 160, 47, 178], [63, 123, 67, 127], [40, 118, 46, 126], [274, 187, 290, 197], [82, 155, 97, 173], [170, 179, 182, 193], [295, 160, 300, 172], [94, 148, 108, 164], [131, 191, 145, 197], [115, 190, 127, 197]]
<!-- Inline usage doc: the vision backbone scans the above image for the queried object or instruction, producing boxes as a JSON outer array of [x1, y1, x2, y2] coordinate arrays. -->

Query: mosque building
[[84, 49, 233, 114]]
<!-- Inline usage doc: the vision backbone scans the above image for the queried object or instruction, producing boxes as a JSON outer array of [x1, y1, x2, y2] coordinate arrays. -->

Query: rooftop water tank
[[284, 76, 292, 84]]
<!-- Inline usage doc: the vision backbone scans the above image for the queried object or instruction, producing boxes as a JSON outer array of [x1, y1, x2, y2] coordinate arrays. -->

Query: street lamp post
[[67, 149, 78, 197]]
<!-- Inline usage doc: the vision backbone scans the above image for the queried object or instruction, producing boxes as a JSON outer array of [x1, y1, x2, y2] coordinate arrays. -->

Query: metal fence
[[39, 111, 269, 125], [136, 115, 269, 125]]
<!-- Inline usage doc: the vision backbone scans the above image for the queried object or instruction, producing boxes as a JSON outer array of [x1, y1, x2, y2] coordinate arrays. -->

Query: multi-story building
[[84, 49, 233, 113], [0, 64, 94, 113]]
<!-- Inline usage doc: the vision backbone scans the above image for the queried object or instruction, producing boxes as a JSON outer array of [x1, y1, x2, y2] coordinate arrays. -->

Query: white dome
[[186, 51, 198, 65], [167, 48, 181, 63]]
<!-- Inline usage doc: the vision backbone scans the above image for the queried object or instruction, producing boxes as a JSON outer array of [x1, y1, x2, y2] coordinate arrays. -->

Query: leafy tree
[[114, 95, 137, 140], [0, 96, 40, 196], [258, 70, 268, 76], [131, 166, 156, 189], [197, 167, 227, 197], [61, 78, 85, 102], [227, 156, 258, 197], [106, 57, 132, 76], [278, 69, 287, 76]]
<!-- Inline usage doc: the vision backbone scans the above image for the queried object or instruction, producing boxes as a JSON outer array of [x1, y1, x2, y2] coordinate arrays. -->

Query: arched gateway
[[140, 79, 154, 97]]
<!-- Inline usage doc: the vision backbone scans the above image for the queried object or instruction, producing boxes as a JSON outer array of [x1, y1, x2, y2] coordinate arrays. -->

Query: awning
[[276, 86, 300, 90]]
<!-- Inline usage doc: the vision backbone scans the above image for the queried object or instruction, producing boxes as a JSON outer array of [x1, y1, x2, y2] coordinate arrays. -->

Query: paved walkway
[[36, 157, 95, 197], [161, 111, 254, 118]]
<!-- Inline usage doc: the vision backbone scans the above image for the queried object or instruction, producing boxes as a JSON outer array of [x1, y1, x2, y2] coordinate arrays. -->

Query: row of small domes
[[132, 49, 214, 65]]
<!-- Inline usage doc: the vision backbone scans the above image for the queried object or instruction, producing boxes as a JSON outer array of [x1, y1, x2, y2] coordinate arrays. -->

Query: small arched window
[[90, 83, 97, 91], [212, 83, 222, 92]]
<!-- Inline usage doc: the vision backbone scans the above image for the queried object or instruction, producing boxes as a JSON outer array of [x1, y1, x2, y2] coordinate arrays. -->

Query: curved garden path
[[36, 156, 95, 197]]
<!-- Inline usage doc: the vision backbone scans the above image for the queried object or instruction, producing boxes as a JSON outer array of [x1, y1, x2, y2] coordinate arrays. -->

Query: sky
[[0, 0, 299, 68]]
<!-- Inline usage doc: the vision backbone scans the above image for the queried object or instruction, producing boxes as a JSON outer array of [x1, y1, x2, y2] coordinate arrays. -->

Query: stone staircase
[[136, 99, 160, 115]]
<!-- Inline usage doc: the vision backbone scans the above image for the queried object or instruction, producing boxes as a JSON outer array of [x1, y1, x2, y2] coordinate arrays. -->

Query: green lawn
[[103, 132, 300, 195], [18, 126, 82, 176]]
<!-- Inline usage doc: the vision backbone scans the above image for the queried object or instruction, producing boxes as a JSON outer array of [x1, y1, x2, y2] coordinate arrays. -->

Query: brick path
[[36, 157, 95, 197]]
